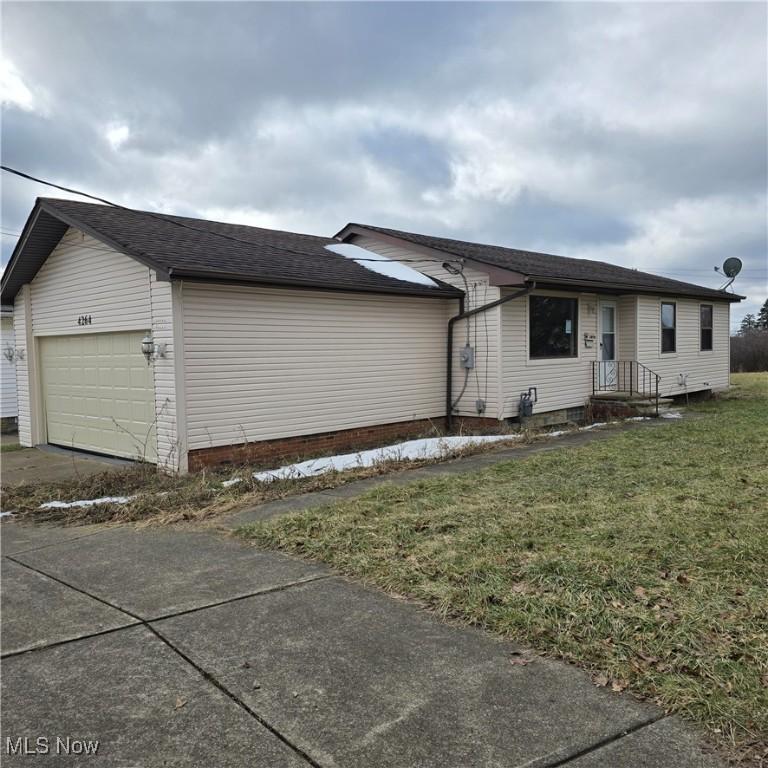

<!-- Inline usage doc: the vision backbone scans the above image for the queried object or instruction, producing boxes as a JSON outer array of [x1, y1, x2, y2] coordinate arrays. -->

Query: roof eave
[[529, 275, 744, 302], [337, 224, 745, 304], [0, 201, 45, 303], [168, 268, 464, 299], [0, 199, 171, 303]]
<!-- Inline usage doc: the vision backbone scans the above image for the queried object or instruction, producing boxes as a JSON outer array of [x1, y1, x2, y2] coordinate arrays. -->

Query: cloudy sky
[[2, 2, 766, 324]]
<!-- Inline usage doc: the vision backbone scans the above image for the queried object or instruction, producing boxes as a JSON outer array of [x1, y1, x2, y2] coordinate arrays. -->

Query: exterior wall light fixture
[[3, 345, 24, 362], [141, 333, 167, 365]]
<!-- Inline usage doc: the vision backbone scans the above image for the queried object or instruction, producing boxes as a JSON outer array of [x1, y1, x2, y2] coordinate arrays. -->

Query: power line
[[0, 222, 457, 267], [2, 226, 761, 283], [0, 165, 461, 269], [1, 166, 119, 207], [6, 226, 756, 281], [1, 166, 758, 290]]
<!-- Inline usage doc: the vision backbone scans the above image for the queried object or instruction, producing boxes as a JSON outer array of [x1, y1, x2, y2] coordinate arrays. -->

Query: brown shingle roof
[[0, 199, 462, 303], [341, 223, 744, 302]]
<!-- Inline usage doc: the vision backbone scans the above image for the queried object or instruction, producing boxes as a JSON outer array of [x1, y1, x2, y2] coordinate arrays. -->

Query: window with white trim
[[700, 304, 713, 351], [529, 296, 578, 358], [661, 302, 676, 353]]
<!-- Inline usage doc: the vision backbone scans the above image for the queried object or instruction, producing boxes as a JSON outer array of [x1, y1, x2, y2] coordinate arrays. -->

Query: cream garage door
[[40, 331, 157, 462]]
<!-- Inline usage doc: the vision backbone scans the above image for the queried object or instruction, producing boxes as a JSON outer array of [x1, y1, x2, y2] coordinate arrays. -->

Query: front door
[[599, 302, 618, 389]]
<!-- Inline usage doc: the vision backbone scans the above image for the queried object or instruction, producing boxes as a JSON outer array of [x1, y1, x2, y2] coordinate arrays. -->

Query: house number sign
[[77, 315, 93, 326]]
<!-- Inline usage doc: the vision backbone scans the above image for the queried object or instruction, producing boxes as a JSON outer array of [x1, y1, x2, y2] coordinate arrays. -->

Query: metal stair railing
[[591, 360, 661, 416]]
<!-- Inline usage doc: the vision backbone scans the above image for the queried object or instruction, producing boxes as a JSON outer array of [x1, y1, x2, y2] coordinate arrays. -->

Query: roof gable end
[[0, 200, 168, 304]]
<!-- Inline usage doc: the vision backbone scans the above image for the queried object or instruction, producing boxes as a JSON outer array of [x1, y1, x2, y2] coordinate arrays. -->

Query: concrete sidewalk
[[1, 519, 722, 767]]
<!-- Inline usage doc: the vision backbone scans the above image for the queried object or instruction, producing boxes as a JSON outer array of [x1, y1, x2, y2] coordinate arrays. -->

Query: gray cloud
[[2, 1, 765, 323]]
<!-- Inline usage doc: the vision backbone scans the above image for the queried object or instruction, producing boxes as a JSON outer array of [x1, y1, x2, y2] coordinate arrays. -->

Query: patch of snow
[[579, 422, 610, 431], [324, 243, 438, 287], [661, 411, 683, 419], [233, 413, 659, 487], [545, 420, 627, 438], [0, 511, 15, 519], [252, 435, 519, 483], [39, 495, 136, 510]]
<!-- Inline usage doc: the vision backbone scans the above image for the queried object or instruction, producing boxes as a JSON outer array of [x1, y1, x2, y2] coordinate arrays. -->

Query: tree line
[[731, 298, 768, 372]]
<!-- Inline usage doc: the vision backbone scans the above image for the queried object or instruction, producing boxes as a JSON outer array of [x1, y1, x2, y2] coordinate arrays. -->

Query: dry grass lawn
[[1, 435, 524, 526]]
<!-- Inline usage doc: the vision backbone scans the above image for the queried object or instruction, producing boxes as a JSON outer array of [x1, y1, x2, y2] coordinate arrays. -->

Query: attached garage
[[39, 332, 156, 461], [1, 198, 462, 472]]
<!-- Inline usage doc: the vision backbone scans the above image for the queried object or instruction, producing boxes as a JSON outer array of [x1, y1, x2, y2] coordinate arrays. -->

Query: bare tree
[[731, 329, 768, 372]]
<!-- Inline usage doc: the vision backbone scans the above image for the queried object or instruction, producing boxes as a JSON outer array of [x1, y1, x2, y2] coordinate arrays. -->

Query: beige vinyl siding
[[13, 288, 32, 445], [30, 228, 151, 336], [18, 227, 177, 463], [617, 296, 637, 360], [181, 283, 450, 449], [636, 296, 730, 396], [350, 235, 502, 419], [1, 316, 17, 418], [501, 290, 599, 418], [149, 275, 180, 470]]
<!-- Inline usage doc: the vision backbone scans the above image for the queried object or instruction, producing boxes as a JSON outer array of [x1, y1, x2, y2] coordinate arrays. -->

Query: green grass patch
[[1, 442, 23, 453], [239, 374, 768, 763]]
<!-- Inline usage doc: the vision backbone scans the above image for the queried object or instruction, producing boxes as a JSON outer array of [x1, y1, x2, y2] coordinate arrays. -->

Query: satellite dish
[[714, 257, 743, 291], [722, 257, 742, 278]]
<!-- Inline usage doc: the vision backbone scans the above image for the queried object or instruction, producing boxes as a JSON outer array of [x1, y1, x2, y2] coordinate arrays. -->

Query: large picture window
[[529, 296, 578, 358], [700, 305, 713, 351], [661, 302, 676, 353]]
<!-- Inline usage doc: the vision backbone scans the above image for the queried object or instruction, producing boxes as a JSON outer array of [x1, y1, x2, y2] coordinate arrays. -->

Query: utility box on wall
[[518, 387, 537, 418], [460, 345, 475, 369]]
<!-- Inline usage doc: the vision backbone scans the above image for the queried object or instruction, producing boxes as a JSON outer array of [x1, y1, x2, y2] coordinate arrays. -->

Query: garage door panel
[[40, 332, 157, 462], [126, 365, 144, 387], [131, 411, 153, 432], [98, 367, 118, 388], [97, 335, 112, 354], [106, 398, 127, 420]]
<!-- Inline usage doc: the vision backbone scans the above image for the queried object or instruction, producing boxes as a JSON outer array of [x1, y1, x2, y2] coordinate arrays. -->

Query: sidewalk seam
[[1, 527, 109, 558], [5, 555, 325, 767], [537, 713, 667, 767], [147, 622, 324, 768], [1, 621, 142, 660], [5, 554, 332, 652]]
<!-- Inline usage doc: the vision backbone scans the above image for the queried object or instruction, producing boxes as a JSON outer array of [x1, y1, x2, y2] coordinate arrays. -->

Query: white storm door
[[599, 302, 618, 389]]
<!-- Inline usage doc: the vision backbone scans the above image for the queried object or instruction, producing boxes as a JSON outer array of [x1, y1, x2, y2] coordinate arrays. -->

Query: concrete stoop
[[590, 393, 675, 419]]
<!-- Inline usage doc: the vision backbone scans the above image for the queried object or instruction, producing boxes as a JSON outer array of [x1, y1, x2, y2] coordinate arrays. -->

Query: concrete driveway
[[2, 442, 131, 486], [1, 517, 723, 767]]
